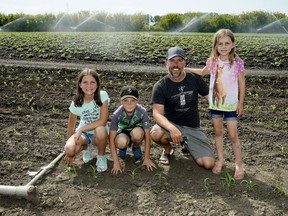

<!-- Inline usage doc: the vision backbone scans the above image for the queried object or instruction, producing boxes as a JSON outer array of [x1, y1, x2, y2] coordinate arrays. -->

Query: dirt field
[[0, 60, 288, 216]]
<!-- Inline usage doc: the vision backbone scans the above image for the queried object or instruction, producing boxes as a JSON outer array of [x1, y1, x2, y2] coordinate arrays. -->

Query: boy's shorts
[[151, 124, 214, 159], [210, 110, 237, 121], [116, 129, 133, 146], [116, 128, 144, 147]]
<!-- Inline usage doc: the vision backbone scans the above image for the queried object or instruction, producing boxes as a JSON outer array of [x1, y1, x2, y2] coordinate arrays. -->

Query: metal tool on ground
[[0, 151, 65, 203]]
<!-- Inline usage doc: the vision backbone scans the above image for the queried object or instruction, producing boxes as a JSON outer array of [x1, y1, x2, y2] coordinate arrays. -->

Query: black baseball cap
[[166, 47, 187, 60], [120, 86, 139, 100]]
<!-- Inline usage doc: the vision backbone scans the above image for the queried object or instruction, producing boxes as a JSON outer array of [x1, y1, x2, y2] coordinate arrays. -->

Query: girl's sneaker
[[96, 155, 108, 172], [83, 147, 93, 163]]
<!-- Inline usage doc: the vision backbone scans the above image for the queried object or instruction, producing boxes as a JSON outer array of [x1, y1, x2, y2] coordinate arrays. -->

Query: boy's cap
[[166, 47, 187, 60], [120, 86, 139, 100]]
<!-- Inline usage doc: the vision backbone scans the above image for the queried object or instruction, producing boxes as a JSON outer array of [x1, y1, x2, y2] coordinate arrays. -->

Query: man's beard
[[169, 67, 184, 79]]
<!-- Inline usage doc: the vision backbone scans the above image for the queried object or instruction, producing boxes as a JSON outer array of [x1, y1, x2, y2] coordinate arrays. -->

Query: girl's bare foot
[[234, 164, 245, 180], [212, 161, 224, 174]]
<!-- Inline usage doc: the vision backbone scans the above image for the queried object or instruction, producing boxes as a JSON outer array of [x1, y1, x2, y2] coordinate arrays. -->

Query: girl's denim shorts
[[210, 110, 237, 121]]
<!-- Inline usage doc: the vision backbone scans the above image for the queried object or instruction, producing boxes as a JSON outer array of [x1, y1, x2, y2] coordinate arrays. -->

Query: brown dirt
[[0, 59, 288, 216]]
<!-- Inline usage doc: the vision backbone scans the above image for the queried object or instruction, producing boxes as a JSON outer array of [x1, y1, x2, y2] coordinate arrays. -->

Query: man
[[150, 47, 215, 169]]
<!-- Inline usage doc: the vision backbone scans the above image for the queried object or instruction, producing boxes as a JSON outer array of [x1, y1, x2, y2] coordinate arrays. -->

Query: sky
[[1, 0, 288, 16]]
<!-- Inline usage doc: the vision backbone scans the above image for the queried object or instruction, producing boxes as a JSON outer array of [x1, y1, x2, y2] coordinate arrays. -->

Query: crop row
[[0, 32, 287, 69]]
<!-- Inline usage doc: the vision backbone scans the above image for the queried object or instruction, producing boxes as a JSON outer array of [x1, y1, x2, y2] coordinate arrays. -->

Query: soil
[[0, 59, 288, 216]]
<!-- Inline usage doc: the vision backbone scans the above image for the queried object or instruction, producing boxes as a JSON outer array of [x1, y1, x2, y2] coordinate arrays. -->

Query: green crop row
[[0, 32, 287, 69]]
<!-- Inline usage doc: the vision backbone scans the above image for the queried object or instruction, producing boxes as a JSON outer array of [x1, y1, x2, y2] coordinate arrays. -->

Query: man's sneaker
[[82, 147, 93, 163], [132, 147, 142, 163], [118, 148, 127, 160], [96, 155, 108, 172]]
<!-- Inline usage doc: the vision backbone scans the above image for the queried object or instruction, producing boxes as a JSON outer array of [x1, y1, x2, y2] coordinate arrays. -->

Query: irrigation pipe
[[0, 151, 65, 203]]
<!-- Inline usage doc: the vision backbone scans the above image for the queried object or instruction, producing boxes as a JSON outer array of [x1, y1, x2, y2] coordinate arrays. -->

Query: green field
[[0, 32, 287, 69]]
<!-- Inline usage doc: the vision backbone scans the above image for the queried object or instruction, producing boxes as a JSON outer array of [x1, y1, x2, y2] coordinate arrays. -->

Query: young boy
[[109, 86, 156, 175]]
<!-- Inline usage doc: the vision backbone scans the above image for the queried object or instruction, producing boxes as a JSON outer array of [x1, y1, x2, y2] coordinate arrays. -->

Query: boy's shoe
[[82, 147, 93, 163], [96, 155, 108, 172], [118, 148, 127, 160], [132, 147, 143, 163]]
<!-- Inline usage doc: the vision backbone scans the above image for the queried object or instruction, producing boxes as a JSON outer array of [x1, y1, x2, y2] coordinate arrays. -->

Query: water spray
[[177, 13, 210, 32], [70, 14, 115, 31], [257, 16, 288, 34], [0, 17, 26, 31]]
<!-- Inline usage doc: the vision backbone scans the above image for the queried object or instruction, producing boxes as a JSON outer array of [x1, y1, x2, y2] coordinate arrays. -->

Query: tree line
[[0, 11, 287, 33]]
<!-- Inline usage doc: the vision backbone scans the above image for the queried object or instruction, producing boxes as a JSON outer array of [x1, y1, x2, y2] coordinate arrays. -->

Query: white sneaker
[[82, 148, 93, 163], [96, 155, 108, 172]]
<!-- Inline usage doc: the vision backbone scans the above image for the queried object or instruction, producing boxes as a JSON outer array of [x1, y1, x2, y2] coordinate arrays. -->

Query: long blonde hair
[[210, 28, 238, 67]]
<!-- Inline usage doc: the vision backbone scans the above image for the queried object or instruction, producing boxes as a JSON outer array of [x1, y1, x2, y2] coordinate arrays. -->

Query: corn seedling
[[52, 106, 61, 114], [203, 178, 210, 191], [90, 164, 100, 177], [273, 182, 285, 195], [221, 172, 235, 189], [30, 106, 35, 112], [275, 144, 287, 159], [40, 128, 49, 137], [270, 104, 276, 112], [66, 165, 78, 176], [241, 180, 257, 192], [13, 128, 21, 136], [153, 172, 166, 181], [127, 167, 138, 179], [55, 131, 63, 139], [4, 160, 13, 169], [17, 106, 23, 111]]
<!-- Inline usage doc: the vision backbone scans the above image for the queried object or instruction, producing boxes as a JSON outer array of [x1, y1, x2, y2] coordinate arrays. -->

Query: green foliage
[[203, 178, 210, 191], [159, 13, 183, 31], [154, 172, 167, 181], [0, 11, 287, 33], [221, 172, 235, 189], [241, 180, 257, 192], [66, 165, 78, 176]]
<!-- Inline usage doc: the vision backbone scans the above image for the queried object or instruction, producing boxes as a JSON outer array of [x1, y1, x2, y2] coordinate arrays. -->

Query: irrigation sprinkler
[[0, 151, 65, 203]]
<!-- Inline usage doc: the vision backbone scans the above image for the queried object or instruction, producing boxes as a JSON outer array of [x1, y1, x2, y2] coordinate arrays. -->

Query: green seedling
[[52, 106, 61, 114], [55, 131, 63, 139], [241, 179, 257, 192], [221, 172, 235, 189], [90, 164, 100, 177], [127, 167, 138, 179], [270, 104, 276, 112], [271, 175, 285, 195], [17, 106, 23, 111], [4, 160, 13, 169], [13, 128, 21, 136], [153, 172, 166, 181], [273, 182, 285, 195], [275, 144, 287, 159], [203, 178, 210, 191], [66, 165, 77, 176], [40, 128, 49, 137]]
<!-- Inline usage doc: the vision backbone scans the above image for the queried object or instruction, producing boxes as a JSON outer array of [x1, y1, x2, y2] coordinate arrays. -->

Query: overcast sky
[[1, 0, 287, 16]]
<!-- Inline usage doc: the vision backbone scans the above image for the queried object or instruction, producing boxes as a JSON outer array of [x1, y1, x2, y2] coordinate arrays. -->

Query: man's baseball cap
[[120, 86, 139, 100], [166, 47, 187, 60]]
